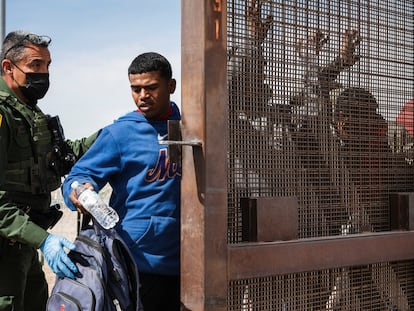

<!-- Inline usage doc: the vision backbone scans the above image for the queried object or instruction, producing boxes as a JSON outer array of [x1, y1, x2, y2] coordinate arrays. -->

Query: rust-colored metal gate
[[181, 0, 414, 310]]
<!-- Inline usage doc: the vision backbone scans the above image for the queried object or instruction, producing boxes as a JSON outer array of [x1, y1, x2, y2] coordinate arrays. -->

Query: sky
[[5, 0, 181, 139]]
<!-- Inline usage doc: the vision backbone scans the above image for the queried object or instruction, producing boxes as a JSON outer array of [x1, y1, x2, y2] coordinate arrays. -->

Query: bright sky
[[6, 0, 181, 139]]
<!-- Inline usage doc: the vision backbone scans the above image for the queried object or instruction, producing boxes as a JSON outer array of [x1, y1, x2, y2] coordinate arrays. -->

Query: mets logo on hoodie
[[145, 148, 182, 182]]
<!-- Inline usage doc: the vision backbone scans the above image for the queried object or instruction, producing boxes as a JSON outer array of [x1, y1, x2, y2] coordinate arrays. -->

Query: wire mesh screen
[[226, 0, 414, 309], [228, 260, 414, 310], [227, 0, 414, 241]]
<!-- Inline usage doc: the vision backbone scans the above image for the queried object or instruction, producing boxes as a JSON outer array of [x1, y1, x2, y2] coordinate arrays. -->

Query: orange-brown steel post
[[181, 0, 228, 310]]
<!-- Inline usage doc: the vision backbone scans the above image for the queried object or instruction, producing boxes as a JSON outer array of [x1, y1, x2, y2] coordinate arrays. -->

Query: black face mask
[[12, 62, 50, 105], [19, 72, 50, 104]]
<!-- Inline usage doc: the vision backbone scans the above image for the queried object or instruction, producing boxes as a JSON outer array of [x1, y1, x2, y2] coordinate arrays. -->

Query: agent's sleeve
[[0, 196, 48, 247], [0, 113, 48, 247], [66, 130, 101, 159], [61, 128, 121, 211]]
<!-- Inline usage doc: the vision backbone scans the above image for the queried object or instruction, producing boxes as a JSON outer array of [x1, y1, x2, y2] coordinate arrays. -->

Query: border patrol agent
[[0, 31, 97, 311]]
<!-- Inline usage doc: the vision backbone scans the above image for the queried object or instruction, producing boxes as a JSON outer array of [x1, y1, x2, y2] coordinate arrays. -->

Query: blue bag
[[46, 217, 143, 311]]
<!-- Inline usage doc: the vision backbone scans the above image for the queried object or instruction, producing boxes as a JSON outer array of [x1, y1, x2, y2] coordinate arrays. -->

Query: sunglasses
[[3, 34, 52, 60]]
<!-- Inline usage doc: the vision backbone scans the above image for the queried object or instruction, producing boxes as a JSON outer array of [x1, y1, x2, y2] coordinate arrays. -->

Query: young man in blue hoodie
[[62, 52, 181, 311]]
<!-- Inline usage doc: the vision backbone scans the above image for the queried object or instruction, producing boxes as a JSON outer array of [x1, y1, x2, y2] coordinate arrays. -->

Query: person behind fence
[[335, 87, 390, 161], [61, 52, 182, 311], [288, 29, 362, 238], [334, 87, 392, 231], [0, 30, 97, 311], [331, 86, 414, 309]]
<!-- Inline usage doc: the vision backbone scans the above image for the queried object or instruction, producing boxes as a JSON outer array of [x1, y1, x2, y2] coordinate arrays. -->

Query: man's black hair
[[128, 52, 172, 80], [335, 87, 378, 118]]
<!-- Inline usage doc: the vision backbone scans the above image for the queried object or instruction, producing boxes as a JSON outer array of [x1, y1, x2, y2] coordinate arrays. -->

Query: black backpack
[[46, 217, 143, 311]]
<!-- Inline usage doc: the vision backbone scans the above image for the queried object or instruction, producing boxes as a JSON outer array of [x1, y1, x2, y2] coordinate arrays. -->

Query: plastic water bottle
[[71, 181, 119, 229]]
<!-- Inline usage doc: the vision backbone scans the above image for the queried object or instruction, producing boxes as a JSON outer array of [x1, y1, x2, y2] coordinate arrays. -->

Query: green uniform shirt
[[0, 77, 97, 248]]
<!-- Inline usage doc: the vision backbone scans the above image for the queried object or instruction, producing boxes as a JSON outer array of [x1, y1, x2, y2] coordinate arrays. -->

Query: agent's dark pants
[[0, 240, 48, 311], [139, 272, 180, 311]]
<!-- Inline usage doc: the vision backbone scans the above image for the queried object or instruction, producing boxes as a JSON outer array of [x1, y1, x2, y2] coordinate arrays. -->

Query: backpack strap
[[80, 213, 109, 233], [80, 213, 93, 231]]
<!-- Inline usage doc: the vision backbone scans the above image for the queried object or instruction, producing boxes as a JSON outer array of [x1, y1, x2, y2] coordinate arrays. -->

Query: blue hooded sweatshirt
[[62, 102, 181, 276]]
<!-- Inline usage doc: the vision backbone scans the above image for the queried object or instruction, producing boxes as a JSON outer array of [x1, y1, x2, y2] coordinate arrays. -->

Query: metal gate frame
[[180, 1, 414, 310]]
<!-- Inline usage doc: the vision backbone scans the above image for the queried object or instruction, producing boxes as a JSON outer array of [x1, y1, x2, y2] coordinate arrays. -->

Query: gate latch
[[158, 120, 202, 163]]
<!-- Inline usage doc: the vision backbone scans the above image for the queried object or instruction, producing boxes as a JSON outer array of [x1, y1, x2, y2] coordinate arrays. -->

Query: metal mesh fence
[[227, 0, 414, 241], [228, 260, 414, 310], [226, 0, 414, 309]]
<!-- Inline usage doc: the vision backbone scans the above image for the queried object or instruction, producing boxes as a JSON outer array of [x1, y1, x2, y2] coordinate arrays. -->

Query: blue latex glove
[[39, 234, 78, 279]]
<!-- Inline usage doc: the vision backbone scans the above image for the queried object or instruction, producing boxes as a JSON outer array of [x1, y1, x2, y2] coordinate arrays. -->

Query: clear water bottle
[[71, 181, 119, 229]]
